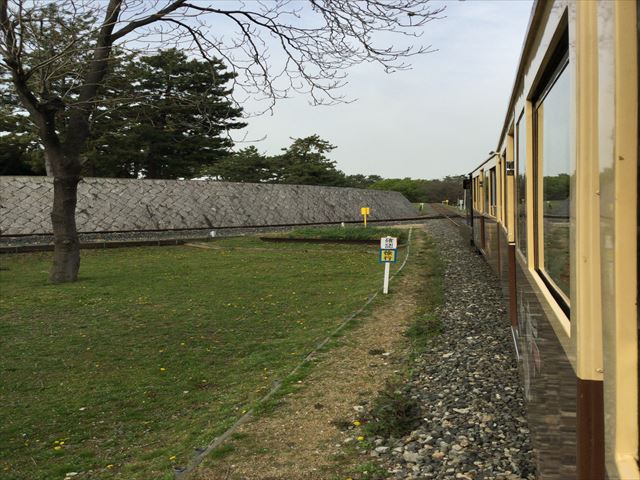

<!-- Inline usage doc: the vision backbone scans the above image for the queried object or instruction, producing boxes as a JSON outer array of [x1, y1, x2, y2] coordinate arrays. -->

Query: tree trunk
[[49, 175, 81, 283], [44, 150, 54, 176]]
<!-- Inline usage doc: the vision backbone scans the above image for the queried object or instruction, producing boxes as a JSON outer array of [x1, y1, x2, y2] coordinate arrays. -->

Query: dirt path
[[190, 227, 429, 480]]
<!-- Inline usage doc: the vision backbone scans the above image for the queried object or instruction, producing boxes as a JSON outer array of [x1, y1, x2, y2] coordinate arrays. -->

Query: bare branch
[[111, 0, 187, 41]]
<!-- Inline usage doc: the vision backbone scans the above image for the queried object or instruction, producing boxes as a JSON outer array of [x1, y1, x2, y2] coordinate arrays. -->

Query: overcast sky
[[231, 0, 533, 180]]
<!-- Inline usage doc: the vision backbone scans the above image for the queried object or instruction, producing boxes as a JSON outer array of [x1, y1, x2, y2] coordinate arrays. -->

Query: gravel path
[[369, 220, 535, 480]]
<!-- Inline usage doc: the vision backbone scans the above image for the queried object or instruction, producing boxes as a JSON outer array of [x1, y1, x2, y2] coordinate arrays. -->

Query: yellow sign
[[379, 249, 397, 263], [360, 207, 370, 227]]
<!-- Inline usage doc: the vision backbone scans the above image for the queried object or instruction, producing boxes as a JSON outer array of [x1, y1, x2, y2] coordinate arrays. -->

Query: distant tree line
[[368, 176, 466, 203], [208, 136, 383, 188]]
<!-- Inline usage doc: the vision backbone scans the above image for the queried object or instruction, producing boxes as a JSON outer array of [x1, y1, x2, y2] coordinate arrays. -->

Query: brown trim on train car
[[577, 379, 605, 479], [509, 243, 517, 327], [480, 215, 486, 249]]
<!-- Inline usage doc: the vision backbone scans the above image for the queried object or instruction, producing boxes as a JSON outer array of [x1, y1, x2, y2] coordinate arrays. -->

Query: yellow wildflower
[[169, 455, 177, 461], [356, 436, 365, 441], [160, 368, 166, 371], [353, 420, 361, 427]]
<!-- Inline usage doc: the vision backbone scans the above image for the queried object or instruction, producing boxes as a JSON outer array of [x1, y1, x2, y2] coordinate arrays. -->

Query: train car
[[466, 1, 638, 479]]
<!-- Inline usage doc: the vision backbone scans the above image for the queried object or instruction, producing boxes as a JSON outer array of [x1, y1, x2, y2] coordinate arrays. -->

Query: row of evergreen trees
[[1, 48, 244, 179]]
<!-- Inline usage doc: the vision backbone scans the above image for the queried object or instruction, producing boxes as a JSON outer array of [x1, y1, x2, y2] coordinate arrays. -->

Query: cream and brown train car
[[466, 1, 638, 479]]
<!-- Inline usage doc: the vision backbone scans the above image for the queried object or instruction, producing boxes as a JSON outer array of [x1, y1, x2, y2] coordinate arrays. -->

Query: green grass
[[0, 236, 404, 480], [353, 461, 390, 479], [404, 235, 445, 353], [274, 226, 409, 244], [360, 234, 444, 445], [335, 232, 444, 480]]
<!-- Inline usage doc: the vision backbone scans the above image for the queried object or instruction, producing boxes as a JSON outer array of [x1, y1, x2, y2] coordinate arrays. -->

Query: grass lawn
[[0, 235, 405, 480]]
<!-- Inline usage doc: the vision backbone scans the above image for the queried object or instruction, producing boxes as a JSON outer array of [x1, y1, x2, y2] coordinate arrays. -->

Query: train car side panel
[[515, 255, 577, 479], [598, 1, 639, 478]]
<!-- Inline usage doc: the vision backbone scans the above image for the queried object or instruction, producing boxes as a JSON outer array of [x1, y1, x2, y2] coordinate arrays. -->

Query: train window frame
[[473, 177, 476, 210], [480, 170, 485, 213], [489, 167, 497, 217], [515, 110, 527, 259], [473, 176, 478, 210], [506, 130, 515, 240], [473, 175, 480, 211], [502, 149, 508, 231], [497, 157, 503, 223], [533, 43, 571, 316], [484, 170, 489, 214]]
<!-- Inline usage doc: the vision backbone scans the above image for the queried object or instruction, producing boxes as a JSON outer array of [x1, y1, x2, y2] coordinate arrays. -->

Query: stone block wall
[[0, 176, 417, 236]]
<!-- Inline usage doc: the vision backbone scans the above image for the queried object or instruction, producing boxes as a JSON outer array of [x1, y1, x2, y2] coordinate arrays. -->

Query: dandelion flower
[[160, 368, 166, 372], [357, 436, 365, 441], [106, 464, 114, 469], [54, 446, 62, 451], [169, 455, 177, 461], [353, 421, 361, 427]]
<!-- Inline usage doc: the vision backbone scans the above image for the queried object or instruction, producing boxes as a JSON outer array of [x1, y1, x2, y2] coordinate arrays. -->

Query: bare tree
[[0, 0, 443, 283]]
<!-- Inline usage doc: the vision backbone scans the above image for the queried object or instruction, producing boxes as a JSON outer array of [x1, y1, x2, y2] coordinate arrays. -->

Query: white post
[[383, 262, 390, 294]]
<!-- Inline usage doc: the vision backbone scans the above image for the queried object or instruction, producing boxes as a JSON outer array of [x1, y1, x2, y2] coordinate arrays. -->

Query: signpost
[[379, 236, 398, 294], [360, 207, 370, 227]]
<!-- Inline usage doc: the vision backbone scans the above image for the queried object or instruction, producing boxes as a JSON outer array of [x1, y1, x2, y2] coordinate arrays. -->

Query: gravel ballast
[[367, 219, 535, 480]]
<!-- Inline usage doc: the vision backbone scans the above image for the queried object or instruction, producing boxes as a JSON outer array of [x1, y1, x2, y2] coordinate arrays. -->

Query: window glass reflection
[[538, 65, 571, 298], [489, 168, 497, 216], [516, 114, 527, 256]]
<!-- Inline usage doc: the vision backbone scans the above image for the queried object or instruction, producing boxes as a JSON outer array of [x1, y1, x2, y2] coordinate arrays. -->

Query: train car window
[[490, 167, 497, 216], [473, 177, 478, 209], [482, 170, 491, 213], [497, 160, 503, 222], [536, 61, 570, 300], [474, 177, 479, 209], [502, 149, 508, 230], [473, 178, 475, 208], [516, 112, 527, 256]]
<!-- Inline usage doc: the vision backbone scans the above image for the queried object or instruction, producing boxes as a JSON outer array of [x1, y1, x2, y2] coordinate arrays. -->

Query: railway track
[[429, 203, 466, 228], [0, 207, 464, 253]]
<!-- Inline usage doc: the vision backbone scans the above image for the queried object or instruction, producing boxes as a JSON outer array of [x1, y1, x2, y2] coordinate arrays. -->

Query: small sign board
[[379, 249, 398, 263], [360, 207, 370, 216], [380, 236, 398, 250]]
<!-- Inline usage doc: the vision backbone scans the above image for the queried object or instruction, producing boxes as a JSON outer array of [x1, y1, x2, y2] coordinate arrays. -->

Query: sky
[[230, 0, 534, 180]]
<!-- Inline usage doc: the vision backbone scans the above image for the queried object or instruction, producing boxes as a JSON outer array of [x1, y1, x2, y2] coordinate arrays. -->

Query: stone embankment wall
[[0, 176, 417, 236]]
